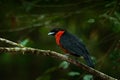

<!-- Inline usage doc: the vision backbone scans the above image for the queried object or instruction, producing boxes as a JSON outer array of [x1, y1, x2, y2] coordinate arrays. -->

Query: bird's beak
[[48, 32, 55, 35]]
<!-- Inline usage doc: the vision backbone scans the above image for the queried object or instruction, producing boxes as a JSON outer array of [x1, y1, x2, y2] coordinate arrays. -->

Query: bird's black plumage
[[48, 28, 94, 68], [60, 31, 94, 67], [60, 31, 86, 56]]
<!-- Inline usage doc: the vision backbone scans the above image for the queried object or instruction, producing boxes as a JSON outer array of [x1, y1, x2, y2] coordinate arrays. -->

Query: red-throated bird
[[48, 28, 94, 68]]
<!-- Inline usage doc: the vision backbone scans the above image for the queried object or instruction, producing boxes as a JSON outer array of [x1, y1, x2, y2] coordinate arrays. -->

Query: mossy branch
[[0, 37, 118, 80]]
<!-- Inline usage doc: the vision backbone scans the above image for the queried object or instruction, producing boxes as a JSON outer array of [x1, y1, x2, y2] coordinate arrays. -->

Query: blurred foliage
[[83, 75, 93, 80], [0, 0, 120, 80]]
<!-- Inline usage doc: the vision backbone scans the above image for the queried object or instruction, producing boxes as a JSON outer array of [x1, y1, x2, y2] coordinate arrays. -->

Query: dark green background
[[0, 0, 120, 80]]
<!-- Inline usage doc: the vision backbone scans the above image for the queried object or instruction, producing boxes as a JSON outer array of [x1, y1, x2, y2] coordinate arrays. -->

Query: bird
[[48, 28, 94, 68]]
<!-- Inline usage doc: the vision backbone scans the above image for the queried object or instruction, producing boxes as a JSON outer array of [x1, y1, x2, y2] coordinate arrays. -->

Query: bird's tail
[[83, 50, 94, 68]]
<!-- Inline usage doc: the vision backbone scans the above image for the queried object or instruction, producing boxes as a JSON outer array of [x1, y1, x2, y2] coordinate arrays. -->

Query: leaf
[[87, 18, 95, 23], [83, 74, 93, 80], [20, 38, 29, 46], [59, 61, 70, 69], [68, 71, 80, 76]]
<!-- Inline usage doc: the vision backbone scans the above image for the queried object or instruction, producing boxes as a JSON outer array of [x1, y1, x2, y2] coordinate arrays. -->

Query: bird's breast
[[55, 31, 65, 45]]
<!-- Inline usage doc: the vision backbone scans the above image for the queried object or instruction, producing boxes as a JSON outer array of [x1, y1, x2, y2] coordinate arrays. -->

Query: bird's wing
[[60, 32, 88, 56]]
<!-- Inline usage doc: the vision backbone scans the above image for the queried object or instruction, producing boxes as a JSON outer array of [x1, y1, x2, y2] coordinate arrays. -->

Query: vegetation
[[0, 0, 120, 80]]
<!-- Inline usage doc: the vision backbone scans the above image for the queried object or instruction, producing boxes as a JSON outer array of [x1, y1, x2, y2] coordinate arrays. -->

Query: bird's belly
[[60, 47, 69, 53], [60, 46, 80, 57]]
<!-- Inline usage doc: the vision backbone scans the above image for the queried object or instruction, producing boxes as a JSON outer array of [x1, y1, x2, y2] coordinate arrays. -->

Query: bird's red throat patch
[[55, 31, 65, 45]]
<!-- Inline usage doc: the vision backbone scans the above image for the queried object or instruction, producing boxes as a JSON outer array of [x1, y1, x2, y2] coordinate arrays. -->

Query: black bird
[[48, 28, 94, 68]]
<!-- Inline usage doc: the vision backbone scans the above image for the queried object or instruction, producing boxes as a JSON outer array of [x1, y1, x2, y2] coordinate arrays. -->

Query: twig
[[0, 37, 118, 80], [0, 38, 24, 47], [0, 23, 42, 32], [108, 0, 119, 15]]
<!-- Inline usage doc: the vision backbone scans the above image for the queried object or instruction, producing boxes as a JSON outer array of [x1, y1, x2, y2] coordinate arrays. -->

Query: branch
[[0, 38, 118, 80], [0, 38, 24, 47], [0, 23, 42, 32]]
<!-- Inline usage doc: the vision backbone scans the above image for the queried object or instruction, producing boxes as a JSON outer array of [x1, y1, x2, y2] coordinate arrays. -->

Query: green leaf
[[59, 61, 70, 69], [87, 18, 95, 23], [20, 38, 29, 46], [83, 74, 93, 80], [68, 71, 80, 76]]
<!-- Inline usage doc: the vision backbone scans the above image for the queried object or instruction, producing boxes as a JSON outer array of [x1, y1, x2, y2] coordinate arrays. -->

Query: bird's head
[[48, 28, 65, 36]]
